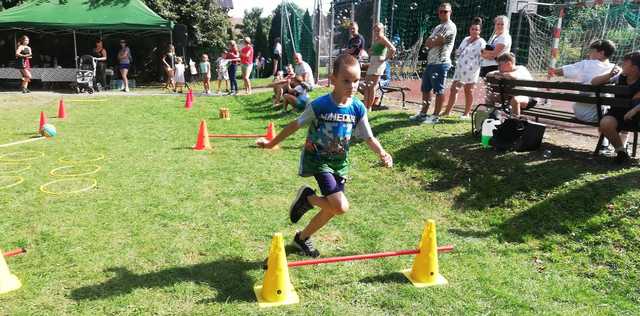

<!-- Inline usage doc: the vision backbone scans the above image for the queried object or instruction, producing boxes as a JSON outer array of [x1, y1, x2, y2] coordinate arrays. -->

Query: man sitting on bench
[[592, 51, 640, 164], [485, 52, 535, 116]]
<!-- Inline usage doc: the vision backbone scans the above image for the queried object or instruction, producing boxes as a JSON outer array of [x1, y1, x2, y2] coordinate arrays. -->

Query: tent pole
[[314, 0, 321, 83], [328, 2, 334, 83], [73, 30, 78, 69]]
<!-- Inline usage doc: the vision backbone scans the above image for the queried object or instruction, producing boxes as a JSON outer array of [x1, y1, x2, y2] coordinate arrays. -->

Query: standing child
[[257, 54, 393, 257], [174, 57, 186, 93], [549, 40, 616, 123], [215, 53, 229, 95], [200, 54, 212, 94], [15, 35, 32, 93], [282, 75, 310, 112]]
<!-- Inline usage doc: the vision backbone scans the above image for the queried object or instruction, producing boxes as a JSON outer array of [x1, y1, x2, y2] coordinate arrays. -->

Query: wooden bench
[[479, 77, 638, 157]]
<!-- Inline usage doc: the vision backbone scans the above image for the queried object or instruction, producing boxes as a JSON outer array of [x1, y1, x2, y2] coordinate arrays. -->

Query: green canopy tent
[[0, 0, 173, 68]]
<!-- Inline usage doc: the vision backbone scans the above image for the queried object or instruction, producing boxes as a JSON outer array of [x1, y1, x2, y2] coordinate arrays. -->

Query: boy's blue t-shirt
[[296, 93, 373, 177]]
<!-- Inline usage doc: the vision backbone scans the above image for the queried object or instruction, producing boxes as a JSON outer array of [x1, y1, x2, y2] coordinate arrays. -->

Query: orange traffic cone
[[184, 94, 192, 109], [189, 89, 195, 103], [265, 122, 276, 141], [57, 98, 66, 119], [192, 120, 212, 151], [38, 111, 47, 132]]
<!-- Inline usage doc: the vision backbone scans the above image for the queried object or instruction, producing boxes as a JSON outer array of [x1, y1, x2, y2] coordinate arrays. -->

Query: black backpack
[[490, 118, 525, 152], [490, 118, 546, 152]]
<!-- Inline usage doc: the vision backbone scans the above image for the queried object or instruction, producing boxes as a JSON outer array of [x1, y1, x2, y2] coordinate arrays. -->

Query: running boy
[[257, 54, 393, 257]]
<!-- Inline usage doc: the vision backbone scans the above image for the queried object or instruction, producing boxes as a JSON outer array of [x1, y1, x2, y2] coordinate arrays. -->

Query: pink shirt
[[240, 46, 254, 65]]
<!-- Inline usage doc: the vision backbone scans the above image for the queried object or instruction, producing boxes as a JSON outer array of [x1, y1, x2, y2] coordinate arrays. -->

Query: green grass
[[0, 90, 639, 315]]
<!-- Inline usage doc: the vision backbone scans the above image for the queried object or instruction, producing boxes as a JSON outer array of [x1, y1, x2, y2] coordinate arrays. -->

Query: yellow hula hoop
[[0, 176, 25, 190], [49, 164, 102, 177], [39, 178, 97, 195], [0, 151, 45, 162], [58, 154, 105, 164], [0, 162, 31, 174]]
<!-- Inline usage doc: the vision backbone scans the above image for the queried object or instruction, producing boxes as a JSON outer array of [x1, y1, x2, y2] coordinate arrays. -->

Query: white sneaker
[[124, 88, 129, 92], [409, 113, 428, 122], [422, 116, 440, 124], [459, 114, 471, 120]]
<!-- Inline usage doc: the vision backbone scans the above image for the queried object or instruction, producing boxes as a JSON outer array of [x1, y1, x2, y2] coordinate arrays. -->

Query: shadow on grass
[[392, 132, 616, 211], [69, 258, 262, 303], [359, 272, 408, 285], [171, 146, 196, 151], [497, 169, 640, 242]]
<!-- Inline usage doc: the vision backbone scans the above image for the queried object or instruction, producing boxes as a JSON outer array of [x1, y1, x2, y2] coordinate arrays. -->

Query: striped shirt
[[426, 20, 457, 65]]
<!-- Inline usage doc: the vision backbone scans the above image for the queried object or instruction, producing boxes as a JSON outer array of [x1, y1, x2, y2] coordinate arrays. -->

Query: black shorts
[[480, 65, 498, 78], [604, 108, 640, 131], [314, 173, 346, 196]]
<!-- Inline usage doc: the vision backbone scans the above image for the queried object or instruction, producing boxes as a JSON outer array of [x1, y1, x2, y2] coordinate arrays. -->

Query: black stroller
[[74, 55, 96, 93]]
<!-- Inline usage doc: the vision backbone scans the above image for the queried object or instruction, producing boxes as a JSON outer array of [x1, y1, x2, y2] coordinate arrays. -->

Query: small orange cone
[[192, 120, 211, 151], [57, 98, 66, 119], [265, 122, 276, 141], [184, 94, 192, 109], [189, 89, 195, 103], [38, 111, 47, 132]]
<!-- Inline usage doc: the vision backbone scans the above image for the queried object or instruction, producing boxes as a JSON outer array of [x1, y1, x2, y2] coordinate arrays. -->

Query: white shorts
[[366, 56, 387, 76]]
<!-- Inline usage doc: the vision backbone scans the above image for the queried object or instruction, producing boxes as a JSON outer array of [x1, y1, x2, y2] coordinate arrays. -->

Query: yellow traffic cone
[[401, 220, 448, 287], [0, 249, 22, 295], [254, 233, 299, 307]]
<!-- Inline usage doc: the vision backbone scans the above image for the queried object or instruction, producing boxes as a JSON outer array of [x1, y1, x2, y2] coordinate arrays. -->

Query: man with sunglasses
[[410, 3, 457, 124]]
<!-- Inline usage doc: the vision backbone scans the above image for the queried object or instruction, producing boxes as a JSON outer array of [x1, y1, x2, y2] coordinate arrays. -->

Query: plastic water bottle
[[481, 119, 500, 148]]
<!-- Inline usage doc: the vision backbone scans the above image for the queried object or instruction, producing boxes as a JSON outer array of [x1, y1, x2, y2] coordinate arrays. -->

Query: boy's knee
[[332, 201, 349, 215], [327, 194, 349, 215]]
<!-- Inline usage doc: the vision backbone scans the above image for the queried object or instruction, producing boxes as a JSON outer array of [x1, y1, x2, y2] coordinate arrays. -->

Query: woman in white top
[[480, 15, 512, 78], [443, 18, 486, 118]]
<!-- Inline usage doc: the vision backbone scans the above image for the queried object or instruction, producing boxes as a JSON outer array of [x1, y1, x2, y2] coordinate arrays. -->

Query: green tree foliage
[[144, 0, 230, 51], [240, 7, 262, 40], [1, 0, 21, 10], [300, 10, 316, 74], [254, 19, 269, 67]]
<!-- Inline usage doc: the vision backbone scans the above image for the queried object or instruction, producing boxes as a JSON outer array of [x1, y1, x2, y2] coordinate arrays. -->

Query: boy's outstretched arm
[[365, 137, 393, 167], [256, 120, 301, 149]]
